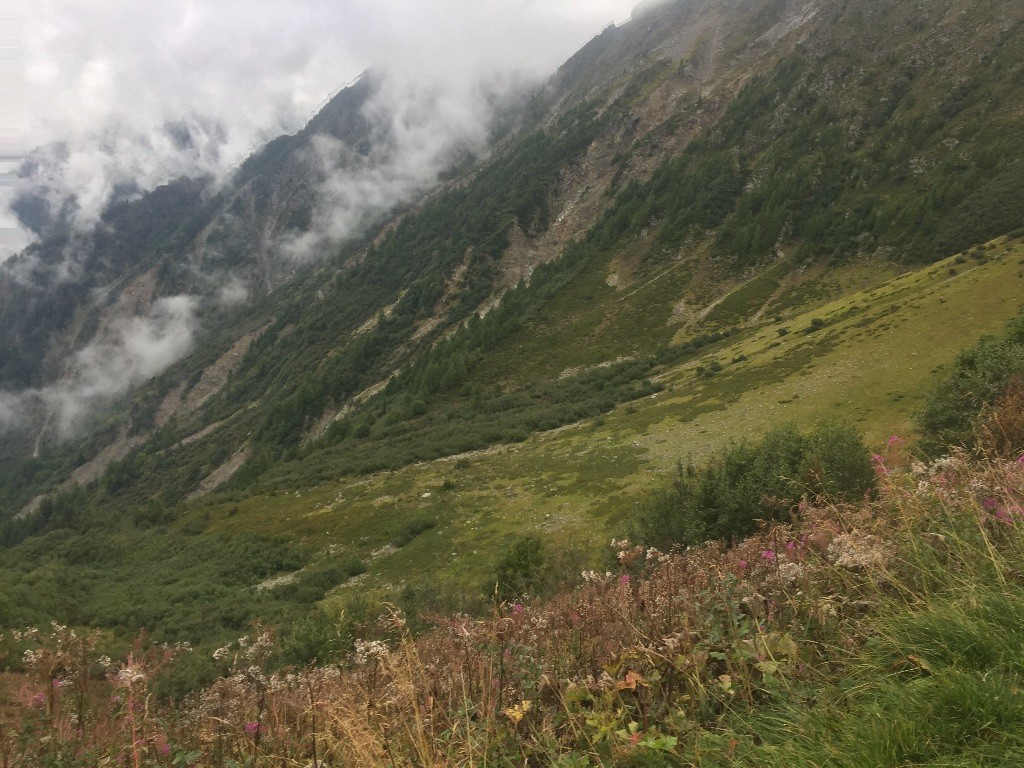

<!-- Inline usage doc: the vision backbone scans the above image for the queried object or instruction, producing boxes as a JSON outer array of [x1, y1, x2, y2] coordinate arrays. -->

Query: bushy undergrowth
[[918, 314, 1024, 457], [5, 440, 1024, 766], [632, 421, 875, 551]]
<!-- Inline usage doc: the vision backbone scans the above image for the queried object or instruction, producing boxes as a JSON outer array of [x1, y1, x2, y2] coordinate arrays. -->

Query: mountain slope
[[2, 0, 1024, 646]]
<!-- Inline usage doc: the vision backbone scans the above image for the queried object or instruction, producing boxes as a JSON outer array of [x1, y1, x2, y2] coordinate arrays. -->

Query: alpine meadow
[[4, 0, 1024, 764]]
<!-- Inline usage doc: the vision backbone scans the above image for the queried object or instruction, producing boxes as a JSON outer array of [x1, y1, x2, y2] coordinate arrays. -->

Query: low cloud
[[0, 1, 640, 440], [282, 73, 522, 261], [4, 0, 637, 262], [0, 295, 199, 437]]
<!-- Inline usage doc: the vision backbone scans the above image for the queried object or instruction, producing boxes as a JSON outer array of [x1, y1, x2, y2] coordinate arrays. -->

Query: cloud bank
[[0, 296, 198, 437], [6, 0, 638, 260], [0, 1, 639, 440]]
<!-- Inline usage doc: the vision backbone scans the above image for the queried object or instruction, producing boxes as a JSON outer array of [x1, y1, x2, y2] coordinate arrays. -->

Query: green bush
[[631, 422, 874, 550], [491, 535, 550, 602], [918, 315, 1024, 456]]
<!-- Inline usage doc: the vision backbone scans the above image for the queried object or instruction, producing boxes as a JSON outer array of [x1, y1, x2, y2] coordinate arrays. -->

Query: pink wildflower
[[871, 454, 890, 476], [983, 498, 999, 509], [887, 435, 905, 449], [512, 603, 524, 615], [619, 573, 631, 585], [244, 722, 260, 735], [737, 559, 748, 571], [762, 550, 776, 560]]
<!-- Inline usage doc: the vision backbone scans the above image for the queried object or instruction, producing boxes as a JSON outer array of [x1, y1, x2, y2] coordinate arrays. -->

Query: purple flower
[[887, 435, 905, 448], [737, 560, 748, 571], [983, 498, 999, 509], [244, 722, 260, 735], [762, 550, 776, 560], [619, 574, 631, 585], [512, 603, 524, 614]]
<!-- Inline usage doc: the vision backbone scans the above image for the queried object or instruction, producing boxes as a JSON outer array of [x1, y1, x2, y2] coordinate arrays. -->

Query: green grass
[[713, 499, 1024, 767], [179, 238, 1024, 610], [702, 258, 790, 326]]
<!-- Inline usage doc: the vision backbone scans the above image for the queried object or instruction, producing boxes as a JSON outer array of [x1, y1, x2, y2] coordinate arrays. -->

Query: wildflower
[[512, 603, 524, 614], [983, 498, 999, 509], [244, 722, 260, 735], [354, 639, 389, 666], [114, 666, 146, 688], [619, 574, 631, 585], [887, 434, 905, 448], [778, 562, 804, 583], [872, 454, 889, 477], [504, 700, 532, 723], [737, 559, 748, 571], [762, 550, 776, 560]]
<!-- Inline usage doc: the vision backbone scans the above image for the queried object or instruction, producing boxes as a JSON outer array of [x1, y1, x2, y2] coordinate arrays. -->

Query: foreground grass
[[6, 447, 1024, 766]]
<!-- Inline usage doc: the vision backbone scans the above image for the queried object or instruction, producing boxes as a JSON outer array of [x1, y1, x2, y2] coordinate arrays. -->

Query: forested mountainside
[[2, 0, 1024, 652]]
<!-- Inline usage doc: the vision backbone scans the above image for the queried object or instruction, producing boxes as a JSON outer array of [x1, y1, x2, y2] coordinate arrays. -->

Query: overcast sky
[[0, 0, 639, 259]]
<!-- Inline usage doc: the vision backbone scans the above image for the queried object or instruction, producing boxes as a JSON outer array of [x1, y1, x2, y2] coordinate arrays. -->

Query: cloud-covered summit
[[5, 0, 637, 261]]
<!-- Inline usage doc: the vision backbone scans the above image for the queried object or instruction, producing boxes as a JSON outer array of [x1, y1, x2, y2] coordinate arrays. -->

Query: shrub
[[491, 535, 550, 601], [974, 378, 1024, 459], [918, 315, 1024, 456], [631, 421, 874, 550]]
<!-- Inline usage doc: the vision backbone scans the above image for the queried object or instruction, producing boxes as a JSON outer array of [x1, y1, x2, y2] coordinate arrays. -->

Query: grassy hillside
[[191, 236, 1023, 604], [7, 436, 1024, 766], [3, 0, 1024, 674], [4, 235, 1017, 648]]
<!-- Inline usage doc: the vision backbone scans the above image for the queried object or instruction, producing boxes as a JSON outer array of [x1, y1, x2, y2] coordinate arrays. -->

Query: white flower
[[115, 666, 146, 688], [354, 639, 390, 666]]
